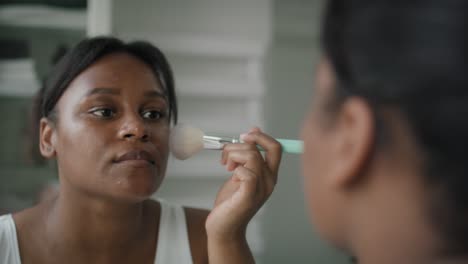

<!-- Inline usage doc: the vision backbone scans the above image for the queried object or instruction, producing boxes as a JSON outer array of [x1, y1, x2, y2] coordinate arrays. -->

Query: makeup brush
[[170, 123, 303, 160]]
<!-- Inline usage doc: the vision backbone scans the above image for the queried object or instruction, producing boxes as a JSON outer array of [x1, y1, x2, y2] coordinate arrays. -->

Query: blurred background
[[0, 0, 349, 263]]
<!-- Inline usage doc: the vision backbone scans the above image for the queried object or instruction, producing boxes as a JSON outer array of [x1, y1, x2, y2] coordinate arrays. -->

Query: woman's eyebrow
[[85, 87, 120, 97], [83, 88, 168, 103], [144, 90, 168, 102]]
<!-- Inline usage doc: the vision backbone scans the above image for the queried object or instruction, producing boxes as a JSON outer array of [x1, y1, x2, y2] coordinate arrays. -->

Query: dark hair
[[34, 36, 177, 126], [322, 0, 468, 256]]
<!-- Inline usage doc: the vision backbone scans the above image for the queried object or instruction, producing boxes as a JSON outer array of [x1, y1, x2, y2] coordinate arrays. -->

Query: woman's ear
[[39, 117, 57, 158], [329, 97, 375, 188]]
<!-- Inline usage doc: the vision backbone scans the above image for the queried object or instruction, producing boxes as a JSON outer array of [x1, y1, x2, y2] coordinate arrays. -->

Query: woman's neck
[[347, 169, 468, 264], [43, 184, 159, 258]]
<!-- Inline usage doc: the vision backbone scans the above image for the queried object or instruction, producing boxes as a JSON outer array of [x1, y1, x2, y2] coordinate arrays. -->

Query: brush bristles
[[170, 124, 205, 160]]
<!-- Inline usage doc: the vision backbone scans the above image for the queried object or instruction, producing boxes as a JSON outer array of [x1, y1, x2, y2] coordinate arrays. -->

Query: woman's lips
[[114, 150, 155, 166]]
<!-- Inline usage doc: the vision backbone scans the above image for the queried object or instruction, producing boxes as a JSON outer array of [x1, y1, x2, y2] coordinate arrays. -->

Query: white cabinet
[[0, 4, 86, 96]]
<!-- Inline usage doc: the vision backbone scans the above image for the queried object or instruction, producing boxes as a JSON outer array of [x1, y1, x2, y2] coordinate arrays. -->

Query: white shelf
[[0, 59, 38, 97], [177, 96, 261, 133], [107, 0, 272, 58], [121, 33, 269, 58], [168, 53, 264, 97], [0, 4, 86, 29], [176, 79, 263, 98]]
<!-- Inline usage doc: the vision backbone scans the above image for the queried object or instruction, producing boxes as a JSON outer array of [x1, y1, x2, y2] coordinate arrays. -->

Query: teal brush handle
[[276, 138, 303, 154], [254, 138, 303, 154]]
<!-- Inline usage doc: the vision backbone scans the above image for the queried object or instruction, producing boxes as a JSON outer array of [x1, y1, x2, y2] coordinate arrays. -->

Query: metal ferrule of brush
[[203, 135, 241, 149]]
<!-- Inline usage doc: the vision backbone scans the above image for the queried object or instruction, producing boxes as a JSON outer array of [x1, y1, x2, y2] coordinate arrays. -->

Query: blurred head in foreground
[[301, 0, 468, 262]]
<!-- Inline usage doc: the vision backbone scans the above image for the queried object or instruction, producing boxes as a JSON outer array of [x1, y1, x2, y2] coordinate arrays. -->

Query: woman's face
[[300, 57, 345, 245], [48, 52, 170, 202]]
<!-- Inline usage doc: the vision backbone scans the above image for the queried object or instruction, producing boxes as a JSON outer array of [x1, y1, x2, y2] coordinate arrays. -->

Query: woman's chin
[[110, 188, 158, 204], [111, 174, 164, 202]]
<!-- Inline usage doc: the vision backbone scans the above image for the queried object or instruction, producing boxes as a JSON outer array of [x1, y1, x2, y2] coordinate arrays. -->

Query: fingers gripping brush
[[170, 124, 304, 160]]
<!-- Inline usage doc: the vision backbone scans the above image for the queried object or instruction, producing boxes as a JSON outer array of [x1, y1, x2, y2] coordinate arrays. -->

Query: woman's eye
[[142, 110, 164, 120], [90, 108, 115, 118]]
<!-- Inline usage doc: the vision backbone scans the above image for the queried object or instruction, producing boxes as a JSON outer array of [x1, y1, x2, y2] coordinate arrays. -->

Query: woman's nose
[[118, 114, 149, 141]]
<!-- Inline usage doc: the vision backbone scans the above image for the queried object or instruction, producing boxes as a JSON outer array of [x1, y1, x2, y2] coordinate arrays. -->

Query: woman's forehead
[[67, 53, 164, 95], [83, 53, 160, 84], [53, 53, 167, 110]]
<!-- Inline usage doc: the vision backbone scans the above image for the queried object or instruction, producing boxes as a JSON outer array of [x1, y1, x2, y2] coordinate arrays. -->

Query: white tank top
[[0, 199, 193, 264]]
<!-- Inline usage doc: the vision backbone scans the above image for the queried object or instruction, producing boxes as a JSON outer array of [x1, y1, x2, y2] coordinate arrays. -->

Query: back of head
[[322, 0, 468, 256]]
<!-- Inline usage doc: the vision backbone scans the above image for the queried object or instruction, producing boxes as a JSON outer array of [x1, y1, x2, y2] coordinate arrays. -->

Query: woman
[[0, 37, 282, 263], [301, 0, 468, 263]]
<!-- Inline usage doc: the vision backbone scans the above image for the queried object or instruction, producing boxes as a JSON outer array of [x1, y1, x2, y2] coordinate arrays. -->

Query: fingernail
[[250, 127, 261, 133], [240, 133, 248, 141]]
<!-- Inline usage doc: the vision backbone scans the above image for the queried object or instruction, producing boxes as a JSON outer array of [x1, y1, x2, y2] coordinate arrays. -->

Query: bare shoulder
[[11, 203, 49, 263], [12, 203, 46, 233], [184, 207, 210, 264]]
